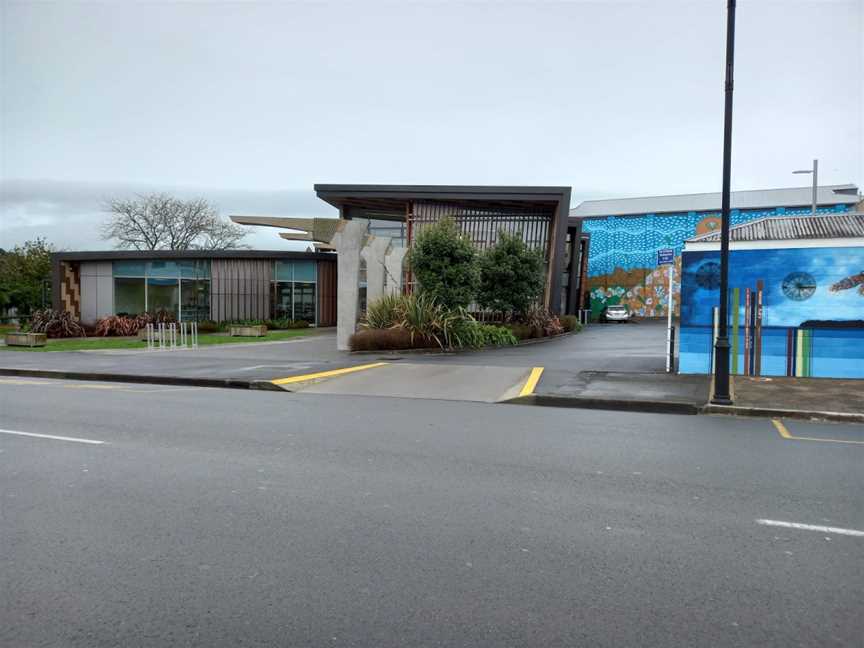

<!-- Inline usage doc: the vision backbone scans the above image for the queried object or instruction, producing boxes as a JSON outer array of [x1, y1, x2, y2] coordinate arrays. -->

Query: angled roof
[[686, 213, 864, 243], [315, 184, 572, 222], [570, 184, 860, 218], [230, 215, 341, 243]]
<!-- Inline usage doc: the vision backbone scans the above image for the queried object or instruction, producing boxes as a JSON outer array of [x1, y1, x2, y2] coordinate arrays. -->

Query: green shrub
[[506, 323, 538, 340], [406, 218, 479, 310], [476, 324, 518, 347], [363, 294, 404, 329], [196, 320, 221, 333], [478, 231, 545, 319], [559, 315, 582, 333]]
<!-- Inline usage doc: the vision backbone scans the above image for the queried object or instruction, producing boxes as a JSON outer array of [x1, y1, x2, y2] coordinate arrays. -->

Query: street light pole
[[793, 158, 819, 216], [811, 159, 818, 215], [711, 0, 736, 406]]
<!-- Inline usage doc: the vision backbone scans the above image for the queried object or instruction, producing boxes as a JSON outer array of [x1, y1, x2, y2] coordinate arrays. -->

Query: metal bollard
[[158, 323, 165, 350], [146, 323, 153, 350], [191, 322, 198, 348]]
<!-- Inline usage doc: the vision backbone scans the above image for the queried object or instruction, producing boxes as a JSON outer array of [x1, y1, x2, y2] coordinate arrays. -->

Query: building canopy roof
[[686, 213, 864, 244], [570, 184, 860, 218], [314, 184, 572, 222]]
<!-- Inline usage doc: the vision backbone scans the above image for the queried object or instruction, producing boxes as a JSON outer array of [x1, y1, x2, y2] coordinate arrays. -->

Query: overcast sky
[[2, 0, 862, 250]]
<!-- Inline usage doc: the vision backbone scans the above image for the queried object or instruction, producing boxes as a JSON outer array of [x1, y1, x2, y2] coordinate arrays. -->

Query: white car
[[602, 304, 631, 323]]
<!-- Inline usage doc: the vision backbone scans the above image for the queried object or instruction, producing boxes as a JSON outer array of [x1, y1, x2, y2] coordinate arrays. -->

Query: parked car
[[602, 304, 631, 323]]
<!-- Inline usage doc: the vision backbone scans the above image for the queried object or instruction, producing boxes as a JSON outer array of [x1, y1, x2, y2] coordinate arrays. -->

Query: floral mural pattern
[[581, 205, 851, 318]]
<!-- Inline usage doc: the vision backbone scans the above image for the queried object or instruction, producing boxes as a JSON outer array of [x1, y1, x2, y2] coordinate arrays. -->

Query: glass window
[[274, 260, 294, 282], [293, 282, 316, 323], [113, 261, 146, 277], [147, 260, 180, 278], [293, 261, 316, 282], [114, 278, 146, 315], [272, 282, 293, 319], [179, 259, 210, 278], [180, 279, 210, 321], [147, 277, 179, 317]]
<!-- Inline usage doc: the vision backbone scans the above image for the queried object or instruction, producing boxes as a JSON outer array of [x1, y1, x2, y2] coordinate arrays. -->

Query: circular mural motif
[[695, 261, 721, 290], [781, 271, 817, 301]]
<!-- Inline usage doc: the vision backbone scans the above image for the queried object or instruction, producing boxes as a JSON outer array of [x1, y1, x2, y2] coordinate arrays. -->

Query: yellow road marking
[[271, 362, 388, 386], [772, 418, 864, 445], [518, 367, 544, 398]]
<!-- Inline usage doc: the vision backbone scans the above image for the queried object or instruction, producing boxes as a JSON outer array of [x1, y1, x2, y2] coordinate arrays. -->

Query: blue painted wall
[[582, 204, 851, 318], [679, 246, 864, 379]]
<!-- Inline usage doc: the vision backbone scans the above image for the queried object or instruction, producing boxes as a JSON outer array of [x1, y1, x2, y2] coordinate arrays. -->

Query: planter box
[[230, 324, 267, 337], [5, 332, 47, 347]]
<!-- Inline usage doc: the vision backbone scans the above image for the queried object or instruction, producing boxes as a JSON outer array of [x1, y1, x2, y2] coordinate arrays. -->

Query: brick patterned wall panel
[[59, 261, 81, 319]]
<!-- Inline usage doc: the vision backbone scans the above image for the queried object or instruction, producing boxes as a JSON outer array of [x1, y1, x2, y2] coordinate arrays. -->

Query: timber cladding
[[317, 259, 337, 327], [210, 259, 272, 321], [59, 261, 81, 319]]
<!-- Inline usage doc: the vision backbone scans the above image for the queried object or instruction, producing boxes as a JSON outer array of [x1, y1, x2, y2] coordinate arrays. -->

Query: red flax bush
[[349, 328, 439, 351], [27, 309, 86, 338], [94, 310, 177, 337]]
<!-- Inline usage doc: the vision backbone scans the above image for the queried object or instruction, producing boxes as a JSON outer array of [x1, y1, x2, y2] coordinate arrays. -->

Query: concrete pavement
[[2, 322, 862, 420], [1, 378, 862, 647]]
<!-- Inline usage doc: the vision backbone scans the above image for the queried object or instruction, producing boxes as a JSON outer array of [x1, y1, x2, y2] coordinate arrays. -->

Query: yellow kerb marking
[[271, 362, 388, 386], [519, 367, 544, 398], [772, 418, 864, 445]]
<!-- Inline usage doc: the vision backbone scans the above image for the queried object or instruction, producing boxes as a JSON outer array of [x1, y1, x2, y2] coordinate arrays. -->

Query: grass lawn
[[1, 329, 312, 352]]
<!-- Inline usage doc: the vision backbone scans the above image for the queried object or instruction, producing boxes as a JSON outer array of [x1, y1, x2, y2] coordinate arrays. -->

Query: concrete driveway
[[0, 322, 680, 406]]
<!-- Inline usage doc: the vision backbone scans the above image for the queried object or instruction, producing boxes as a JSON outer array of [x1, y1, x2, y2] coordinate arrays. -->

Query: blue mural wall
[[679, 246, 864, 379], [582, 205, 851, 318]]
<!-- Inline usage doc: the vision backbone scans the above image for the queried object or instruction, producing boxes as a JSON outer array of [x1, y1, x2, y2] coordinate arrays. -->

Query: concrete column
[[384, 246, 408, 295], [331, 219, 368, 351], [361, 235, 391, 307]]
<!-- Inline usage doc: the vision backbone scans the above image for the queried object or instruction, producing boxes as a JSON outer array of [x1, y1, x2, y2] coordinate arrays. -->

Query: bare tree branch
[[100, 193, 248, 250]]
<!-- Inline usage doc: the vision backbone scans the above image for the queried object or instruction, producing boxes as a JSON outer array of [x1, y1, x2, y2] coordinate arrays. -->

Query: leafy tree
[[406, 218, 479, 309], [101, 193, 248, 250], [0, 238, 54, 315], [478, 231, 545, 319]]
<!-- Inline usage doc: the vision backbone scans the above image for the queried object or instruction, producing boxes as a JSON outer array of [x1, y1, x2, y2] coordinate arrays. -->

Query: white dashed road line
[[0, 428, 105, 445], [756, 519, 864, 537]]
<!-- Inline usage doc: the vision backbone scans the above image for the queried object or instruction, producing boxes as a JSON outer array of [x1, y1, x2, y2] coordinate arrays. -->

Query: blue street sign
[[657, 248, 675, 266]]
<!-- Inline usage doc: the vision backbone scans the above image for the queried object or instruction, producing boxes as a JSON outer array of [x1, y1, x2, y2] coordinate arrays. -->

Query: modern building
[[678, 212, 864, 379], [570, 184, 861, 318], [51, 250, 338, 326], [233, 185, 590, 318]]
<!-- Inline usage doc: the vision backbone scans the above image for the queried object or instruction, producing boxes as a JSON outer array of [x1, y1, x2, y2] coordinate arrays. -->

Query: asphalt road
[[1, 378, 862, 647]]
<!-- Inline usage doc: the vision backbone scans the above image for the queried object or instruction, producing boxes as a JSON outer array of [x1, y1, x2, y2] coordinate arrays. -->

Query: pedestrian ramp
[[271, 362, 535, 403]]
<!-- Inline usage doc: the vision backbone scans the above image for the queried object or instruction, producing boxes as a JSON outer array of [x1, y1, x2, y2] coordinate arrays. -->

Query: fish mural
[[679, 246, 864, 379], [830, 271, 864, 296]]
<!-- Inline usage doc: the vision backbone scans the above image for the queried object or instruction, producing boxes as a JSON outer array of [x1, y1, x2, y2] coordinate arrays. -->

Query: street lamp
[[792, 159, 818, 216], [711, 0, 736, 406]]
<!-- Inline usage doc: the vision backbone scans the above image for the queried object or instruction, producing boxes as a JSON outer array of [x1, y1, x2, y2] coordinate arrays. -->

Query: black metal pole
[[712, 0, 736, 405]]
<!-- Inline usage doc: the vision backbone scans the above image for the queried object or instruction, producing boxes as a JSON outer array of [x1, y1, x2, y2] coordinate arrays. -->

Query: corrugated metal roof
[[570, 184, 860, 218], [686, 213, 864, 243]]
